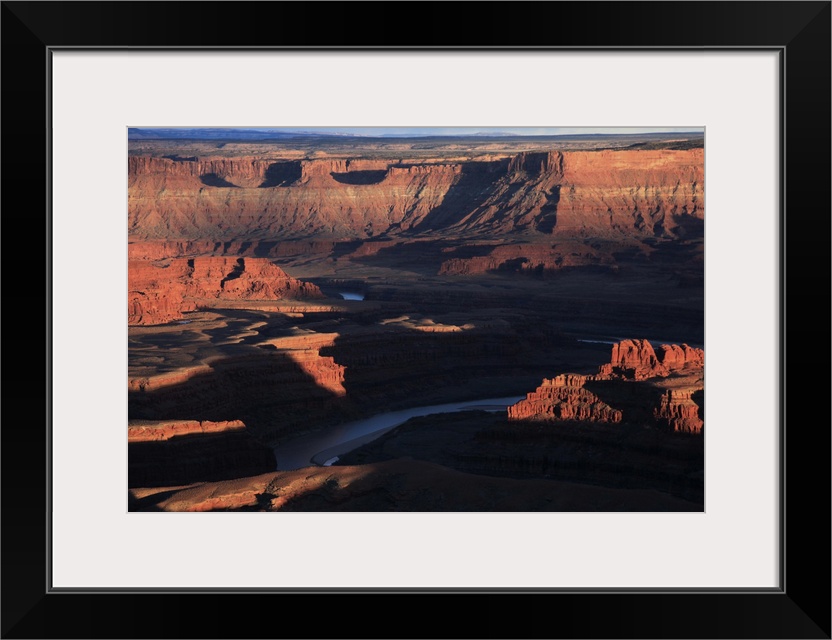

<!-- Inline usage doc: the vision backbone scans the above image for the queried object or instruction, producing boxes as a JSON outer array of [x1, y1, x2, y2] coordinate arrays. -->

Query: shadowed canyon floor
[[128, 130, 704, 511]]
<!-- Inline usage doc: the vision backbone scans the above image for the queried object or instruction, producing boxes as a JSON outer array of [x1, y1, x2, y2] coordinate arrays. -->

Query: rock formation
[[128, 418, 246, 442], [128, 239, 342, 262], [128, 149, 703, 241], [553, 149, 703, 238], [128, 156, 465, 240], [128, 419, 276, 487], [507, 374, 623, 423], [509, 339, 704, 432], [128, 257, 322, 325], [264, 333, 347, 396], [653, 388, 704, 434], [128, 350, 350, 444], [597, 339, 704, 380], [439, 241, 615, 276]]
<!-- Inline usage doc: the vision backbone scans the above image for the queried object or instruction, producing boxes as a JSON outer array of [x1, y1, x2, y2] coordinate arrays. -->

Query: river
[[273, 396, 524, 471], [271, 334, 701, 470]]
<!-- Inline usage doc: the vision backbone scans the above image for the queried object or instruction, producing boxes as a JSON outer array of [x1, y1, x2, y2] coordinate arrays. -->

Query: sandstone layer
[[128, 150, 703, 241], [128, 256, 322, 325], [127, 418, 246, 442]]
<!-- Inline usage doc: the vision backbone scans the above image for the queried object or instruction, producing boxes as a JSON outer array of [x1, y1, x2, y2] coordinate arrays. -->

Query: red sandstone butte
[[509, 339, 704, 431], [507, 374, 623, 423], [128, 256, 322, 325], [653, 389, 703, 434], [597, 339, 704, 380]]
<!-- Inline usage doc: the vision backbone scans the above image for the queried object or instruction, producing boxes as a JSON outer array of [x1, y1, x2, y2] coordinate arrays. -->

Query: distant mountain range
[[128, 128, 704, 142], [128, 128, 336, 141]]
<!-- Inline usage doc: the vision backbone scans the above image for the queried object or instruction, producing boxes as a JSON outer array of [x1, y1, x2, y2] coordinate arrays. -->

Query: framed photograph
[[5, 1, 829, 637]]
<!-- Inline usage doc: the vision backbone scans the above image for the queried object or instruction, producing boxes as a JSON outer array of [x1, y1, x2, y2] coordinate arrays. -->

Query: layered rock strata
[[509, 339, 704, 433], [128, 257, 322, 325], [127, 239, 341, 261], [128, 150, 703, 241], [597, 339, 704, 380], [128, 419, 246, 442], [262, 333, 346, 396], [653, 389, 704, 434], [507, 374, 622, 423]]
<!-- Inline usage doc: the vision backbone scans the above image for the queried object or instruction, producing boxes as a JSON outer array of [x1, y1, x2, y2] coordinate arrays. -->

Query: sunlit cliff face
[[128, 150, 703, 242], [274, 333, 347, 397], [128, 257, 323, 326]]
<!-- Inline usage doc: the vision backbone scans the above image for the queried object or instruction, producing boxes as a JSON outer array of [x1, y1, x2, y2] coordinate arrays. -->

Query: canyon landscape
[[128, 127, 704, 512]]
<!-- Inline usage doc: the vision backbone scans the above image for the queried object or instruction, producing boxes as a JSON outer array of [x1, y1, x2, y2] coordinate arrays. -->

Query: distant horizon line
[[129, 126, 705, 139]]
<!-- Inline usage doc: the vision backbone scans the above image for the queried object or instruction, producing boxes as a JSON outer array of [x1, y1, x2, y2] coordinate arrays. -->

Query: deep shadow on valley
[[128, 266, 704, 510]]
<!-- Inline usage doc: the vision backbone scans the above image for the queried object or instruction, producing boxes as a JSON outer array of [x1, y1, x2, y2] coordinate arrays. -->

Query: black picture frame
[[3, 1, 829, 638]]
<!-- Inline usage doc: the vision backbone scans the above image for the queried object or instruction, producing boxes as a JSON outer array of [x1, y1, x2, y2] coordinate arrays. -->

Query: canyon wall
[[128, 149, 703, 241], [127, 239, 341, 261], [128, 321, 569, 446], [554, 150, 703, 237], [128, 419, 277, 487], [128, 156, 466, 239], [128, 256, 322, 325], [128, 347, 350, 444]]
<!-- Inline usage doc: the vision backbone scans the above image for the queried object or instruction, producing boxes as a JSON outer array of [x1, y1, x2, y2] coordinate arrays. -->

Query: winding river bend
[[271, 333, 702, 471], [273, 396, 524, 471]]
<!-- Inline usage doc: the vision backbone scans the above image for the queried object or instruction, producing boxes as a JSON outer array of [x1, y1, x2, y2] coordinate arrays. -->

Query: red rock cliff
[[554, 149, 703, 237], [128, 257, 322, 325], [128, 156, 465, 239], [128, 149, 703, 241], [653, 389, 703, 434]]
